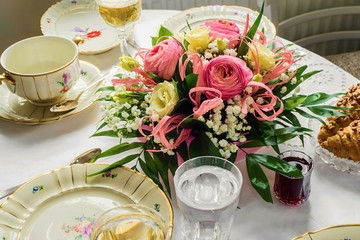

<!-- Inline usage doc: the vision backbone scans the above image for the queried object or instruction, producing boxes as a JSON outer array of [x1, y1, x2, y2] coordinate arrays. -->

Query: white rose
[[149, 81, 179, 118]]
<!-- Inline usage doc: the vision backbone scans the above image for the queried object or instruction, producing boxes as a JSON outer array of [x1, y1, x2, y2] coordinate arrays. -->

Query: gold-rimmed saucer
[[0, 163, 173, 239], [0, 61, 104, 124]]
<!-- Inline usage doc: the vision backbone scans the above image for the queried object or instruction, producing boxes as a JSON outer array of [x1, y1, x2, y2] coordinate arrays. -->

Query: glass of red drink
[[273, 150, 314, 206]]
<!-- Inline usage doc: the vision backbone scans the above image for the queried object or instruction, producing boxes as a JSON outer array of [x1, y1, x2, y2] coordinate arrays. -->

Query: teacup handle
[[72, 37, 85, 46], [0, 73, 15, 85]]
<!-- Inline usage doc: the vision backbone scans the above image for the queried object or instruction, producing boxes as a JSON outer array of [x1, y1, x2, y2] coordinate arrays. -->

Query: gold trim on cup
[[0, 73, 15, 85]]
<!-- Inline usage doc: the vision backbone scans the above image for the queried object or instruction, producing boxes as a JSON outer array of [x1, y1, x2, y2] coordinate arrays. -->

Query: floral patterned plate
[[41, 0, 130, 54], [0, 163, 173, 240], [161, 5, 276, 40], [292, 224, 360, 240], [0, 61, 104, 124]]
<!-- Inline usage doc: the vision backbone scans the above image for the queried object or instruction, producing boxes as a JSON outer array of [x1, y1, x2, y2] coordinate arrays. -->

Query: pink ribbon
[[138, 114, 192, 151], [189, 87, 223, 118], [243, 81, 284, 121]]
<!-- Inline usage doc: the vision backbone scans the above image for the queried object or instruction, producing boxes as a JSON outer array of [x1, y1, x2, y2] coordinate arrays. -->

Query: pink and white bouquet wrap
[[92, 6, 346, 202]]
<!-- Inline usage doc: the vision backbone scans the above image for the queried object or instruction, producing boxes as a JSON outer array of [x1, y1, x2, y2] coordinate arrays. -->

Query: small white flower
[[280, 73, 288, 81], [256, 97, 264, 104], [239, 113, 245, 119], [233, 105, 241, 115], [121, 112, 130, 119], [212, 124, 220, 132], [154, 137, 161, 144], [280, 86, 287, 94], [225, 106, 234, 114], [245, 86, 253, 94], [227, 99, 234, 105], [206, 120, 214, 128], [220, 124, 228, 133], [167, 150, 175, 156], [246, 126, 252, 131], [198, 116, 205, 122], [205, 132, 213, 138], [223, 38, 229, 44], [246, 97, 253, 105], [224, 150, 231, 158], [239, 135, 247, 142], [223, 48, 237, 56], [152, 112, 160, 122], [124, 103, 131, 109], [208, 41, 217, 49], [291, 78, 297, 85], [144, 94, 151, 103], [204, 51, 213, 59], [219, 139, 228, 148]]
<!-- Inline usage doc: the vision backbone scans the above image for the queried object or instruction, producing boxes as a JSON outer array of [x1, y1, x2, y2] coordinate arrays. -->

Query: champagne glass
[[96, 0, 142, 56]]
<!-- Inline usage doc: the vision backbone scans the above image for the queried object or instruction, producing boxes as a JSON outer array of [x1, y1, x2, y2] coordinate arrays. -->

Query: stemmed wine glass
[[96, 0, 142, 56]]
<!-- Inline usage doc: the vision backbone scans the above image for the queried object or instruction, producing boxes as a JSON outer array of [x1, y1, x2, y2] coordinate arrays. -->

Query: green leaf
[[95, 121, 108, 132], [153, 152, 172, 198], [180, 118, 209, 131], [138, 158, 163, 190], [177, 141, 189, 162], [295, 108, 326, 125], [143, 145, 158, 174], [237, 1, 264, 57], [246, 156, 273, 203], [283, 95, 308, 110], [145, 71, 163, 83], [96, 86, 115, 93], [307, 105, 349, 117], [300, 92, 343, 106], [90, 130, 118, 138], [189, 131, 221, 158], [151, 25, 174, 45], [91, 142, 144, 162], [114, 73, 123, 79], [246, 154, 303, 178], [87, 154, 140, 177], [183, 73, 198, 92]]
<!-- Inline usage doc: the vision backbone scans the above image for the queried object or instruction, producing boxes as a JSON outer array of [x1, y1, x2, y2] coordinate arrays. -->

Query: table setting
[[1, 0, 360, 239]]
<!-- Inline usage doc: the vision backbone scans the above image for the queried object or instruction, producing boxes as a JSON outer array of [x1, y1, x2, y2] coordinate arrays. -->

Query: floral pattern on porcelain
[[73, 27, 102, 40], [62, 215, 96, 239], [80, 70, 87, 76], [154, 203, 160, 212], [58, 73, 72, 93], [186, 13, 195, 20], [102, 170, 118, 178], [32, 185, 44, 194]]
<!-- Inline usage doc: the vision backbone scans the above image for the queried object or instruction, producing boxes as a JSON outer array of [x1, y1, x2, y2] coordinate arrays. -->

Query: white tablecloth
[[1, 9, 360, 240]]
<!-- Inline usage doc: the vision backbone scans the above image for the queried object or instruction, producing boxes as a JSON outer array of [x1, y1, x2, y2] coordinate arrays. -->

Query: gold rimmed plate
[[0, 163, 173, 240], [161, 5, 276, 40], [293, 224, 360, 240], [41, 0, 123, 54], [0, 61, 104, 124]]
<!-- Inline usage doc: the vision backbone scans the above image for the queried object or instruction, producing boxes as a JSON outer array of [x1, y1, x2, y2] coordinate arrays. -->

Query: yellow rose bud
[[246, 42, 275, 71], [216, 38, 227, 52], [150, 81, 179, 118], [185, 26, 211, 53], [119, 56, 140, 72], [252, 74, 263, 82]]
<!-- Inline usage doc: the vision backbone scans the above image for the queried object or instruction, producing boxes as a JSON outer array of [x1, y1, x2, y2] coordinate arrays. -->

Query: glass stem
[[116, 27, 128, 56]]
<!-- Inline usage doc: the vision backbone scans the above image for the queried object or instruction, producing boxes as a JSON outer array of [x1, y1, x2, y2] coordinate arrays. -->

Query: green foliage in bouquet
[[89, 4, 349, 202]]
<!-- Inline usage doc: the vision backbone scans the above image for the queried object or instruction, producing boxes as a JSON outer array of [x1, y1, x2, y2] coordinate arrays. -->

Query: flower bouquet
[[90, 4, 347, 202]]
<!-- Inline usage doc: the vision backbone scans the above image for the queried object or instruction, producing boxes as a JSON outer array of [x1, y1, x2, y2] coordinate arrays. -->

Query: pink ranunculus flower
[[202, 19, 241, 48], [202, 55, 253, 100], [143, 38, 183, 80]]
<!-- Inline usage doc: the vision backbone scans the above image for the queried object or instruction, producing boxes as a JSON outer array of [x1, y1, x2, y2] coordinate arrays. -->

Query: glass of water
[[174, 156, 243, 240]]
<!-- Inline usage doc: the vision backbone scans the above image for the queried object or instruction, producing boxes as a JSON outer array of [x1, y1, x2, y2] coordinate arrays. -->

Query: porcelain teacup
[[0, 36, 81, 106]]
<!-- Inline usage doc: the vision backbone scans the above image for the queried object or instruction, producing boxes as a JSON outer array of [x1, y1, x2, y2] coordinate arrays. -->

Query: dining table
[[1, 8, 360, 240]]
